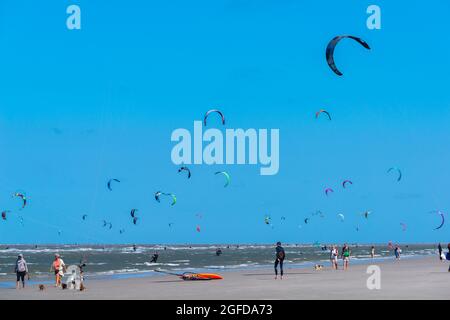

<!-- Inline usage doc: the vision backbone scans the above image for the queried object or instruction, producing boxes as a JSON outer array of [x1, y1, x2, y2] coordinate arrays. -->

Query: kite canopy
[[326, 35, 371, 76], [430, 210, 445, 230], [155, 192, 177, 206], [342, 180, 353, 188], [338, 213, 345, 222], [196, 225, 201, 232], [82, 214, 88, 221], [400, 222, 407, 232], [215, 171, 230, 188], [315, 109, 331, 120], [325, 188, 334, 196], [204, 109, 225, 126], [387, 167, 402, 182], [107, 179, 121, 191], [13, 193, 27, 209], [178, 166, 191, 179]]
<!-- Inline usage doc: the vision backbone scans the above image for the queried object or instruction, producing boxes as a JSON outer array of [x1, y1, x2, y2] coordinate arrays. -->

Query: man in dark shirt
[[274, 242, 285, 280]]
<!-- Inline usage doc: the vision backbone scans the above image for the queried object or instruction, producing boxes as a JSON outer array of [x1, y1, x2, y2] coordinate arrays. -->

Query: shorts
[[16, 271, 26, 282], [343, 257, 349, 262]]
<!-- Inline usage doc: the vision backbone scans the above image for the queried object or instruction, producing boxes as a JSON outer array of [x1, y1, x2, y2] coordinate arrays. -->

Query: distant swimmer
[[150, 252, 159, 263], [216, 248, 222, 256], [274, 242, 285, 280], [133, 244, 137, 252]]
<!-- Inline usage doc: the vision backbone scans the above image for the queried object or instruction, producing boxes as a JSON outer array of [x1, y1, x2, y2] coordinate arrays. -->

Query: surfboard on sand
[[154, 269, 223, 281]]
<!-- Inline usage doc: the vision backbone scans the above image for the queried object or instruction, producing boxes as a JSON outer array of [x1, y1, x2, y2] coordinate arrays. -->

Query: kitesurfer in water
[[133, 244, 137, 252], [216, 248, 222, 256], [274, 242, 285, 280], [150, 252, 159, 263]]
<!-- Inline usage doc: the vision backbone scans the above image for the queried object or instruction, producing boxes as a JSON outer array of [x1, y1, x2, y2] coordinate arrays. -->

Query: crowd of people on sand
[[10, 242, 450, 289]]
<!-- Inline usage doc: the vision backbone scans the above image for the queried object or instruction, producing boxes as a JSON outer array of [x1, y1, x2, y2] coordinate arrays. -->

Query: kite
[[315, 109, 332, 120], [13, 193, 27, 209], [304, 218, 310, 224], [119, 229, 125, 234], [326, 35, 371, 76], [133, 217, 139, 225], [264, 216, 271, 225], [363, 211, 371, 219], [215, 171, 230, 188], [130, 209, 138, 218], [387, 167, 402, 182], [430, 210, 445, 230], [325, 188, 334, 196], [107, 178, 121, 191], [196, 225, 201, 232], [338, 213, 345, 222], [178, 166, 191, 179], [400, 222, 407, 232], [155, 192, 177, 206], [82, 214, 88, 221], [1, 210, 10, 221], [342, 180, 353, 188], [204, 109, 225, 126]]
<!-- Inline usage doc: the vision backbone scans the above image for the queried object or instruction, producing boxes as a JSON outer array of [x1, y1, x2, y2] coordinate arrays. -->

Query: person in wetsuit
[[216, 248, 222, 256], [274, 242, 285, 280], [150, 252, 159, 263], [438, 243, 443, 261]]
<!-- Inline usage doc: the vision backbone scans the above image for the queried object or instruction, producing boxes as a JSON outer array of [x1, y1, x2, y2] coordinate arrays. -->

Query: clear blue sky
[[0, 0, 449, 244]]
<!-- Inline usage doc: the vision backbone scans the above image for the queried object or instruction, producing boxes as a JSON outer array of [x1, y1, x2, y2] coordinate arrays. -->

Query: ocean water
[[0, 243, 439, 282]]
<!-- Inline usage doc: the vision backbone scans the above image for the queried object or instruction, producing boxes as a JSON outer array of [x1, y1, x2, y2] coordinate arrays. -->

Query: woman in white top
[[330, 246, 338, 270]]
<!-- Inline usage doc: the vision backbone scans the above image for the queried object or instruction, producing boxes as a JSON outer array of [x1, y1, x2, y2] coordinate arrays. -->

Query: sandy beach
[[1, 256, 448, 300]]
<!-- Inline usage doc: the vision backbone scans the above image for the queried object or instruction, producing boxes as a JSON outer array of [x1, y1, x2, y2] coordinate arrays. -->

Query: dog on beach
[[314, 264, 324, 271], [39, 284, 45, 291], [61, 283, 67, 290]]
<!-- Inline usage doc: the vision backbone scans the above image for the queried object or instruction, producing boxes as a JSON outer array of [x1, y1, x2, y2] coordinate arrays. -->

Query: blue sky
[[0, 0, 449, 244]]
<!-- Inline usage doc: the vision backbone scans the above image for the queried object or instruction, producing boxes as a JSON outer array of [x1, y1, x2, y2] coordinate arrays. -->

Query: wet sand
[[1, 256, 448, 300]]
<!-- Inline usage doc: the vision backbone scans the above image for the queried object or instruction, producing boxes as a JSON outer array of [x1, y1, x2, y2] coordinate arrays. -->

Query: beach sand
[[1, 256, 448, 300]]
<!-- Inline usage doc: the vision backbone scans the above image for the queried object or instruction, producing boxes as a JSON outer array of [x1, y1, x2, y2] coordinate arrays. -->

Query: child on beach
[[14, 254, 29, 289], [330, 246, 338, 270], [274, 242, 285, 280], [341, 244, 351, 270], [50, 254, 66, 287]]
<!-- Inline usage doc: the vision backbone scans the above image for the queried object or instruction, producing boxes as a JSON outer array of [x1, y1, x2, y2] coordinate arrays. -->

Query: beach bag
[[17, 260, 26, 272]]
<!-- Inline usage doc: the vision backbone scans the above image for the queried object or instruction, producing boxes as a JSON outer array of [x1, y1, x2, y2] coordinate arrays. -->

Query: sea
[[0, 243, 439, 284]]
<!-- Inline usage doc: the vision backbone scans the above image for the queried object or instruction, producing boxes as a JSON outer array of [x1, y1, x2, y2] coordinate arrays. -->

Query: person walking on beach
[[341, 244, 351, 270], [330, 245, 338, 270], [15, 254, 29, 289], [50, 254, 66, 287], [438, 243, 443, 261], [371, 246, 375, 259], [274, 242, 285, 280], [394, 245, 401, 260]]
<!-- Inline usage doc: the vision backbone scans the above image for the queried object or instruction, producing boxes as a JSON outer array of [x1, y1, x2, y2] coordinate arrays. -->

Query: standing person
[[330, 245, 338, 270], [394, 245, 401, 260], [342, 244, 351, 270], [14, 254, 29, 289], [50, 254, 66, 287], [370, 246, 375, 259], [274, 242, 285, 280], [447, 244, 450, 272], [438, 243, 443, 261]]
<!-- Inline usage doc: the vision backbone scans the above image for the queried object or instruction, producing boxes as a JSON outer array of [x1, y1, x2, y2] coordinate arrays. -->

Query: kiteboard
[[154, 269, 223, 281]]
